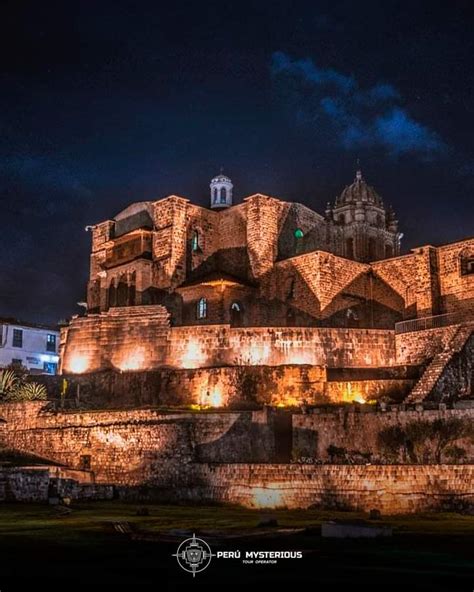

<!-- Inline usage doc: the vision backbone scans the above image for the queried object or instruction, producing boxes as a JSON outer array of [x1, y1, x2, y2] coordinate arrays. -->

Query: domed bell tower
[[210, 170, 233, 209], [332, 168, 401, 263]]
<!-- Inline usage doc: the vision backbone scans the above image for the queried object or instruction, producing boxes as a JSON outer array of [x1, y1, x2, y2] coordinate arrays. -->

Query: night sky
[[1, 0, 473, 323]]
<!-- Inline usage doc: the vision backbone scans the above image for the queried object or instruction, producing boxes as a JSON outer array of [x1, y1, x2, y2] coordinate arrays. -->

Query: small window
[[191, 230, 200, 252], [213, 187, 218, 203], [294, 228, 304, 254], [385, 244, 393, 259], [220, 187, 227, 203], [197, 297, 207, 320], [460, 253, 474, 276], [46, 334, 56, 352], [12, 329, 23, 348], [11, 358, 23, 368], [230, 301, 243, 326]]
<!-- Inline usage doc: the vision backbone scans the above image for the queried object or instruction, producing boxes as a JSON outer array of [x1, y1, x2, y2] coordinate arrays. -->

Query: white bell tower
[[210, 169, 233, 209]]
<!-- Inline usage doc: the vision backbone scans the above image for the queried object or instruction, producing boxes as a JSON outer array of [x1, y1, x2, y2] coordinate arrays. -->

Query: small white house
[[0, 319, 60, 374]]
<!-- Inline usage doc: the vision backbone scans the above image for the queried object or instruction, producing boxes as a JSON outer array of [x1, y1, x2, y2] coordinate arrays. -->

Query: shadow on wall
[[430, 330, 474, 402], [193, 411, 291, 463]]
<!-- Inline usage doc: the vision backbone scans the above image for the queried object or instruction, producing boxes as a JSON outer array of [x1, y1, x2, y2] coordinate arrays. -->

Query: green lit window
[[294, 228, 304, 254]]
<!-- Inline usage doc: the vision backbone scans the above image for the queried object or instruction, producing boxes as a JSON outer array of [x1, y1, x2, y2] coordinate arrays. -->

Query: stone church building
[[85, 169, 472, 330]]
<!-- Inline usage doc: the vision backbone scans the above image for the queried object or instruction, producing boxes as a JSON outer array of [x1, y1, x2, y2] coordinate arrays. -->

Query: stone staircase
[[406, 323, 474, 403]]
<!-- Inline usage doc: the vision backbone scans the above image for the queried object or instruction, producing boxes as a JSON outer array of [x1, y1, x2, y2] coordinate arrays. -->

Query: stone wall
[[0, 466, 113, 502], [438, 238, 474, 313], [38, 365, 415, 408], [61, 306, 398, 373], [0, 404, 278, 481], [169, 325, 396, 368], [60, 305, 171, 374], [175, 464, 474, 514], [395, 325, 459, 365], [1, 403, 473, 513], [293, 406, 474, 463]]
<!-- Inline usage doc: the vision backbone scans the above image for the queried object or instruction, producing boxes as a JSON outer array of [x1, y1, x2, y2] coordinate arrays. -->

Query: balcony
[[103, 230, 153, 269]]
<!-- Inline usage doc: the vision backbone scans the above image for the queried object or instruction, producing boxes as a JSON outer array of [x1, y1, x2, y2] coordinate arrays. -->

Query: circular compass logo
[[173, 534, 215, 576]]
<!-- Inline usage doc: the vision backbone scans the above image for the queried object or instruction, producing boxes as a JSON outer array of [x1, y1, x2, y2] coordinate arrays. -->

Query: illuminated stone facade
[[1, 402, 473, 513], [84, 170, 473, 331]]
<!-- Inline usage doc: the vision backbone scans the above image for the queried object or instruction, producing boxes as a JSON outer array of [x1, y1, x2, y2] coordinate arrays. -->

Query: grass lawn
[[0, 502, 472, 591]]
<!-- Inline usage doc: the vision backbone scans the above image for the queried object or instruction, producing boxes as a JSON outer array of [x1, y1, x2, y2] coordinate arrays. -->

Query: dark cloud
[[271, 51, 446, 159]]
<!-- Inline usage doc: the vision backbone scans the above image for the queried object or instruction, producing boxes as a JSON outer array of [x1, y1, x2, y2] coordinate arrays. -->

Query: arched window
[[385, 244, 393, 259], [117, 274, 128, 307], [213, 187, 218, 203], [220, 187, 227, 203], [197, 297, 207, 320], [191, 230, 199, 252], [129, 272, 136, 306], [108, 279, 117, 308], [230, 301, 243, 326]]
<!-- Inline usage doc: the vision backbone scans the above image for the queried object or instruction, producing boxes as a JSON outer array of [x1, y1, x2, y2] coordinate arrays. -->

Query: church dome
[[335, 170, 384, 207]]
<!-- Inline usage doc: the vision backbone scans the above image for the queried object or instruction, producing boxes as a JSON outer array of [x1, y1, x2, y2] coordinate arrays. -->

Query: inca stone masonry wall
[[60, 306, 397, 373], [293, 406, 474, 463], [395, 325, 460, 365], [0, 403, 473, 513], [0, 467, 113, 502], [176, 464, 474, 514], [39, 366, 414, 408], [0, 403, 278, 481]]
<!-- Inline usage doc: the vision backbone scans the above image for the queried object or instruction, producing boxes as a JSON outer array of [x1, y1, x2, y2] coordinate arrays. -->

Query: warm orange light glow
[[240, 344, 270, 365], [286, 352, 313, 365], [275, 397, 300, 407], [68, 354, 90, 374], [115, 348, 146, 371], [198, 385, 224, 408], [342, 382, 366, 404], [251, 486, 285, 508], [181, 340, 206, 369], [95, 430, 127, 448]]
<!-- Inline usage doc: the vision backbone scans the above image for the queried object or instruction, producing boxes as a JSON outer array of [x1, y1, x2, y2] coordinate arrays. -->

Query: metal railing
[[394, 311, 467, 334]]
